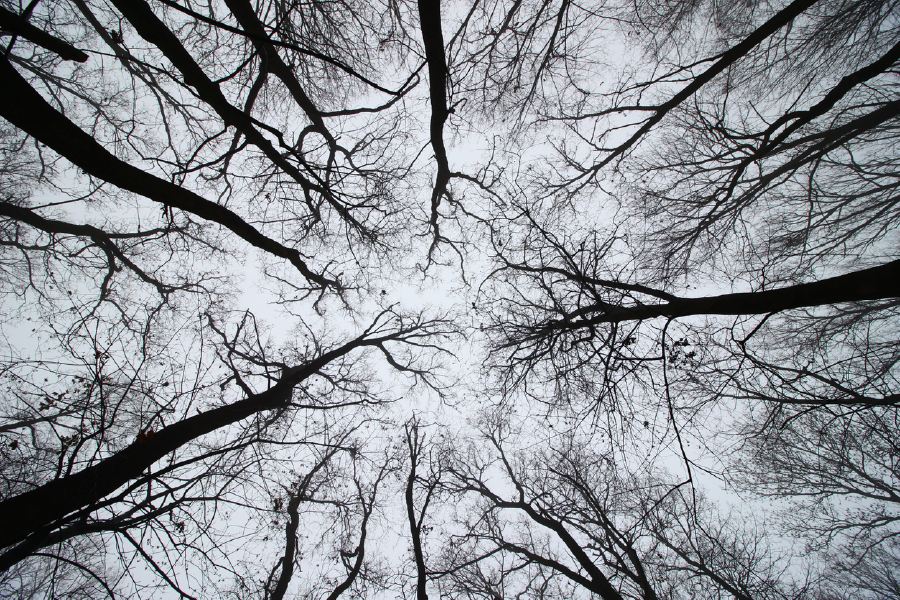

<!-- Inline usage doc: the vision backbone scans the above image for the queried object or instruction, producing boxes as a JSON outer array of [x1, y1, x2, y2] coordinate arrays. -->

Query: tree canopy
[[1, 0, 899, 597]]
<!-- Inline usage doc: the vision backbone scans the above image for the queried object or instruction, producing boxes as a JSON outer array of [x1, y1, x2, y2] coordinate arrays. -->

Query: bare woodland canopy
[[0, 0, 898, 597]]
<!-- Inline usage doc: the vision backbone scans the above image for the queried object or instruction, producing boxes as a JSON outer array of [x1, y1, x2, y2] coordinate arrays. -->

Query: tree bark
[[221, 0, 331, 140], [405, 425, 429, 600]]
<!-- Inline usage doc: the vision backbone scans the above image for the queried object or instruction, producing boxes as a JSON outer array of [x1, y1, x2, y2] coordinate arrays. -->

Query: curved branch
[[0, 56, 337, 288]]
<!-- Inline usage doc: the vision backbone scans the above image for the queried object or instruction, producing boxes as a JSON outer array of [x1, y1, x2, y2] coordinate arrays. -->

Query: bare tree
[[2, 0, 900, 596], [817, 544, 900, 599], [732, 403, 900, 554], [431, 410, 815, 600], [645, 487, 813, 600]]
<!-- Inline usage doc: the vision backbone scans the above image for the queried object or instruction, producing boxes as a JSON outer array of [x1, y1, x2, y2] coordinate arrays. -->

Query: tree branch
[[0, 5, 88, 62], [0, 56, 337, 289]]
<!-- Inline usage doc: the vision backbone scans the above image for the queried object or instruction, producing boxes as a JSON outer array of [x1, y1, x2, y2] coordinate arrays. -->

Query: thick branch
[[760, 38, 900, 152], [108, 0, 368, 237], [493, 498, 625, 600], [268, 453, 335, 600], [498, 541, 599, 592], [0, 6, 88, 62], [221, 0, 331, 141], [153, 0, 404, 95], [651, 529, 754, 600], [405, 424, 429, 600], [538, 259, 900, 331], [0, 201, 180, 295], [324, 481, 377, 600], [0, 56, 335, 288], [461, 462, 624, 600], [0, 335, 373, 553], [416, 0, 451, 238]]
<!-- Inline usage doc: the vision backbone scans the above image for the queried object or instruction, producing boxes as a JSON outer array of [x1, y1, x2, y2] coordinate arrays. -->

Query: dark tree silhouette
[[2, 0, 899, 596]]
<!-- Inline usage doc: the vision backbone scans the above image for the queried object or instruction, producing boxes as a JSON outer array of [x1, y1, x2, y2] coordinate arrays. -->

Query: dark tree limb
[[550, 464, 659, 600], [324, 470, 383, 600], [107, 0, 369, 238], [587, 0, 821, 174], [497, 541, 600, 593], [153, 0, 406, 95], [416, 0, 452, 248], [650, 528, 755, 600], [0, 201, 184, 296], [31, 552, 118, 599], [221, 0, 331, 142], [0, 55, 336, 288], [0, 5, 88, 62], [722, 98, 900, 206], [522, 259, 900, 336], [451, 440, 626, 600], [479, 497, 624, 600], [754, 38, 900, 157], [405, 421, 429, 600], [0, 319, 413, 553], [268, 449, 338, 600]]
